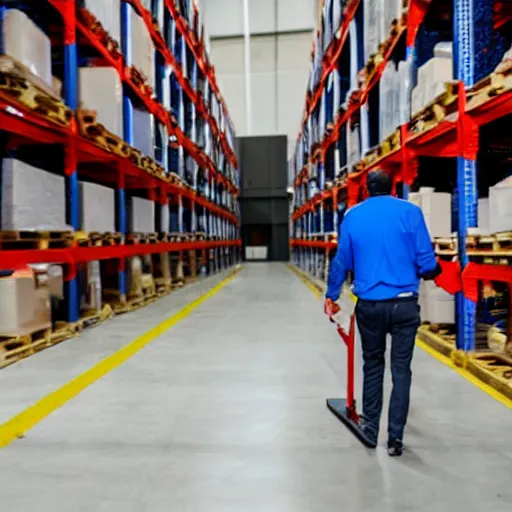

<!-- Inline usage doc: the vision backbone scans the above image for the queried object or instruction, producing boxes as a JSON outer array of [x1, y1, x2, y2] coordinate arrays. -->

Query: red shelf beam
[[289, 239, 337, 250], [0, 240, 242, 273]]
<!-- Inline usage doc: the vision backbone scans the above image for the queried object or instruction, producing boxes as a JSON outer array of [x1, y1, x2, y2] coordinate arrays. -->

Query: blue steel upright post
[[63, 3, 80, 323], [118, 1, 133, 301], [453, 0, 477, 351]]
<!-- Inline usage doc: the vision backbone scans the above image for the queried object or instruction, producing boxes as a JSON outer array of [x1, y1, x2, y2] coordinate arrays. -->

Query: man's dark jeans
[[355, 297, 421, 442]]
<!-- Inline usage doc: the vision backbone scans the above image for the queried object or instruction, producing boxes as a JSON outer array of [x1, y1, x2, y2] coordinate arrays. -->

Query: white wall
[[201, 0, 318, 156]]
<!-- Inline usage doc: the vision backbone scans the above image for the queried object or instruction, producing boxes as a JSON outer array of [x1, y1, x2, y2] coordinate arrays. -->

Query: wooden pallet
[[434, 233, 512, 256], [417, 324, 456, 358], [0, 327, 52, 368], [0, 63, 72, 127], [409, 82, 459, 136], [77, 109, 131, 158], [466, 353, 512, 400], [0, 230, 74, 250], [75, 231, 124, 247], [125, 232, 159, 245]]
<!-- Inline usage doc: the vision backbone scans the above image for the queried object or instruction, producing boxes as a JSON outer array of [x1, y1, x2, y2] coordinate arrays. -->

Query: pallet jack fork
[[326, 313, 377, 448]]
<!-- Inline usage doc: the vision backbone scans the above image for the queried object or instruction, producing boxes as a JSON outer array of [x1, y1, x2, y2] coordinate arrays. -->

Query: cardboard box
[[489, 177, 512, 234], [80, 181, 116, 233]]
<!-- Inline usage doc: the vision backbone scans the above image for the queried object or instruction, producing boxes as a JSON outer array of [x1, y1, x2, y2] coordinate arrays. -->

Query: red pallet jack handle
[[336, 315, 359, 422]]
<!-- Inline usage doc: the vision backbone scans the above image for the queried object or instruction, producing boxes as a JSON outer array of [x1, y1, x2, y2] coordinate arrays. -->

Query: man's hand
[[324, 298, 341, 318]]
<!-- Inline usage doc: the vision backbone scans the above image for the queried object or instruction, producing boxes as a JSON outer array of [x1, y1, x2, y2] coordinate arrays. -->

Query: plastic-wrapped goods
[[79, 67, 123, 138], [80, 182, 115, 233], [417, 187, 452, 238], [1, 159, 66, 230], [132, 107, 155, 158], [332, 69, 341, 118], [364, 0, 381, 63], [360, 102, 370, 155], [347, 120, 360, 168], [160, 203, 170, 232], [2, 9, 52, 87], [349, 20, 358, 91], [489, 176, 512, 234], [398, 59, 412, 125], [132, 197, 155, 233], [128, 4, 155, 87], [323, 0, 333, 51], [379, 62, 396, 141], [81, 0, 121, 43]]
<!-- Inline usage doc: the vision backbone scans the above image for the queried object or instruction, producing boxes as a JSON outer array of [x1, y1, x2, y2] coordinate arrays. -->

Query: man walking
[[324, 170, 442, 456]]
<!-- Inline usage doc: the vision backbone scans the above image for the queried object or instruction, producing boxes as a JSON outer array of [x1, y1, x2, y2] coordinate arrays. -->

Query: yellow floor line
[[288, 264, 512, 410], [0, 269, 240, 449]]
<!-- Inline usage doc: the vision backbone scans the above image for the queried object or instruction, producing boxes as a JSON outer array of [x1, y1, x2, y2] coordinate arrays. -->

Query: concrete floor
[[0, 263, 511, 511]]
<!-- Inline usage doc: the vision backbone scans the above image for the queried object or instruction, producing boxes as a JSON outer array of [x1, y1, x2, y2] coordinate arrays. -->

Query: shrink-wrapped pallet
[[128, 4, 155, 87], [489, 177, 512, 234], [79, 67, 123, 138], [160, 203, 170, 232], [80, 0, 120, 43], [349, 20, 359, 91], [80, 182, 115, 233], [131, 197, 155, 233], [132, 107, 155, 158], [2, 9, 52, 87], [322, 0, 333, 51], [1, 159, 66, 230]]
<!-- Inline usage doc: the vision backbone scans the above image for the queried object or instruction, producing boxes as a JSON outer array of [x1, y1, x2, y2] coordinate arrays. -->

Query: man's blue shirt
[[326, 196, 438, 301]]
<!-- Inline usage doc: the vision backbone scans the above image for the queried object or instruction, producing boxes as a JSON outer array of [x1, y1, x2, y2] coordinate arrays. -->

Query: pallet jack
[[326, 304, 377, 448]]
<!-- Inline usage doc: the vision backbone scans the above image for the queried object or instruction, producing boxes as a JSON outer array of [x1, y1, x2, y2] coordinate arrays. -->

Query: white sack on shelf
[[79, 67, 123, 138], [160, 203, 170, 232], [132, 197, 155, 233], [418, 187, 452, 238], [132, 106, 155, 158], [80, 181, 115, 233], [489, 177, 512, 234], [3, 9, 52, 86], [364, 0, 381, 63], [81, 0, 120, 44], [128, 4, 155, 87], [349, 20, 359, 91], [1, 159, 66, 230], [398, 59, 412, 125], [419, 281, 455, 324], [478, 198, 490, 235]]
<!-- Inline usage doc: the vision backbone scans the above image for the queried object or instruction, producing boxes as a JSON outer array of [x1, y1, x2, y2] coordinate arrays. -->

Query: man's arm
[[414, 208, 441, 280], [326, 218, 353, 301]]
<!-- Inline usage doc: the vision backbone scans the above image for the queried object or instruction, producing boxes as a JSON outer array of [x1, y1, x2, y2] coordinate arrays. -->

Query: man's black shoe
[[387, 439, 403, 457]]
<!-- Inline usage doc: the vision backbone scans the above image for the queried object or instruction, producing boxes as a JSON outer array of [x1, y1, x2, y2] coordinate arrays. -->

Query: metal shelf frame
[[290, 0, 512, 352], [0, 0, 241, 322]]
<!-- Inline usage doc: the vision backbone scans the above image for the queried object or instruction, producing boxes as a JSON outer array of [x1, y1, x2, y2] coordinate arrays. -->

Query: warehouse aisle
[[0, 264, 511, 511]]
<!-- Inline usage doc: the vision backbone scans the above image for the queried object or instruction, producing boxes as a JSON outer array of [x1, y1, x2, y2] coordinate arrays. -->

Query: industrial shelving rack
[[289, 0, 512, 379], [0, 0, 241, 324]]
